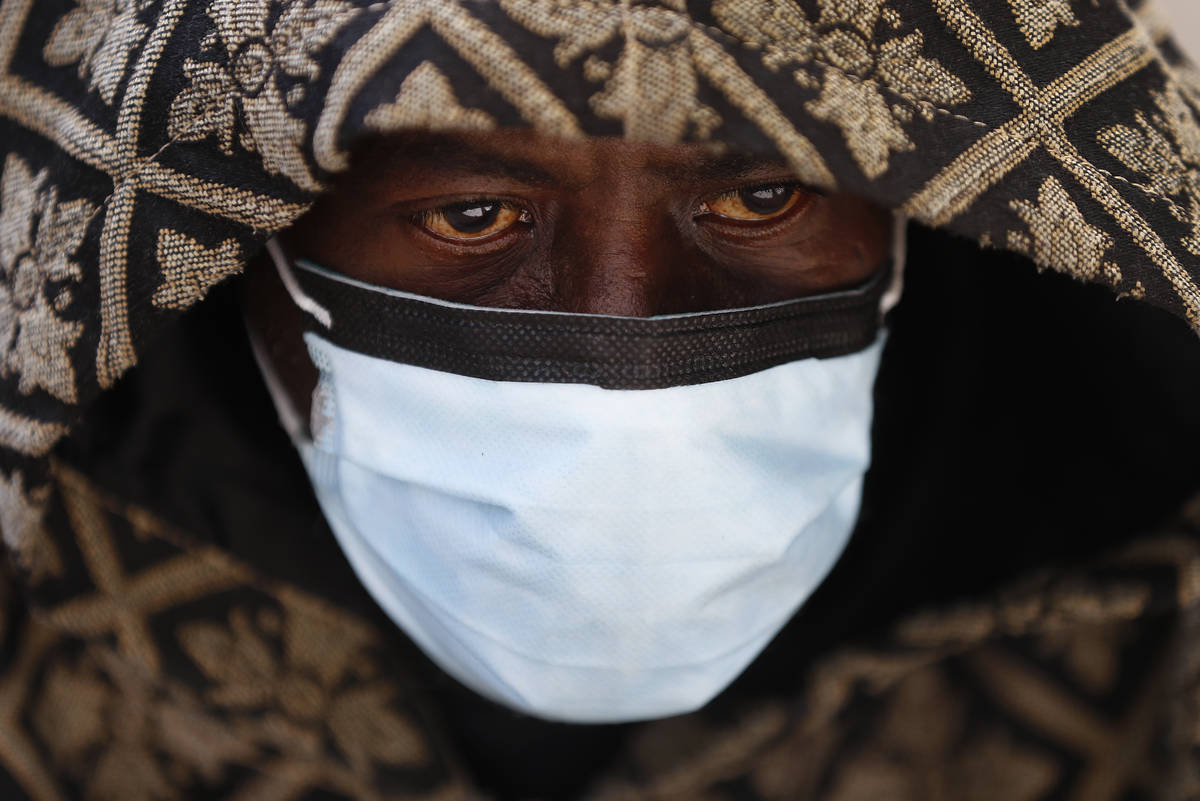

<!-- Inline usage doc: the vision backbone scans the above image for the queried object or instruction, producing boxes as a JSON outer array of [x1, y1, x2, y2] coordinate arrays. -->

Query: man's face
[[245, 130, 893, 415]]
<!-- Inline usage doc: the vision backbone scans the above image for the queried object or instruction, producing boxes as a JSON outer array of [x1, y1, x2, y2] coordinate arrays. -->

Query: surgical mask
[[255, 238, 893, 724]]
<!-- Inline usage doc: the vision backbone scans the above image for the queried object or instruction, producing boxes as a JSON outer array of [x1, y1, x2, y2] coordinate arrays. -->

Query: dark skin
[[243, 130, 892, 421]]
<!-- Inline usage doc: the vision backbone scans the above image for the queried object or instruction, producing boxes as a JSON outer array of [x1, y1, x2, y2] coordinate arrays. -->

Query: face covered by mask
[[252, 226, 902, 724]]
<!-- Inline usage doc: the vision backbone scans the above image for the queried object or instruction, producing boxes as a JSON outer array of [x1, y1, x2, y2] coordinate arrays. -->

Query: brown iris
[[418, 200, 527, 240], [704, 184, 804, 221]]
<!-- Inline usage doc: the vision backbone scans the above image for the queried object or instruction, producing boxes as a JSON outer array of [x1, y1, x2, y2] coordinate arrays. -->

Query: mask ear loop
[[265, 236, 333, 329], [246, 236, 332, 442], [880, 212, 907, 317], [245, 320, 308, 442]]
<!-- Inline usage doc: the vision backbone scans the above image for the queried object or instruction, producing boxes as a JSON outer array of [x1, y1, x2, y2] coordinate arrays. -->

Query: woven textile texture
[[0, 0, 1197, 470], [0, 454, 1193, 801], [4, 1, 1200, 799]]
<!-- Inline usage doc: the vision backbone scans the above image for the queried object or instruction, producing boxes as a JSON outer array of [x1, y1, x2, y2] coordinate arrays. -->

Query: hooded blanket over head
[[4, 0, 1200, 799]]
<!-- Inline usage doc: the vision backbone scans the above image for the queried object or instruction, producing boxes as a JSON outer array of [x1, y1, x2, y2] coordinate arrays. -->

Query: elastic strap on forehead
[[266, 237, 333, 329], [881, 213, 907, 316]]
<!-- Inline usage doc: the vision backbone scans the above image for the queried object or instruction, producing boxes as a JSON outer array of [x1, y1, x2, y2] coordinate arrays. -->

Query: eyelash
[[411, 200, 528, 223], [410, 181, 810, 243], [698, 183, 808, 220], [412, 199, 532, 241]]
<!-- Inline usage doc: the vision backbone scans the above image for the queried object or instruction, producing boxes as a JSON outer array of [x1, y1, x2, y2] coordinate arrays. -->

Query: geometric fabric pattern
[[0, 0, 1200, 470], [0, 462, 1197, 799], [3, 3, 1200, 797]]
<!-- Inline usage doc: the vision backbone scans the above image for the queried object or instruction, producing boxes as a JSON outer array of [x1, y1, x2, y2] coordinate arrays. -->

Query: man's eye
[[418, 200, 528, 240], [704, 184, 804, 221]]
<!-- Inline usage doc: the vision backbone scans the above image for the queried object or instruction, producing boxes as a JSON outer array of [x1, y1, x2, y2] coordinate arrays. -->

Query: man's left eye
[[703, 184, 805, 221], [417, 200, 529, 240]]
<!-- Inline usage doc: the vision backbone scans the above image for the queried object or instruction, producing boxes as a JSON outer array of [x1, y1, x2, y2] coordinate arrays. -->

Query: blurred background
[[1162, 0, 1200, 59]]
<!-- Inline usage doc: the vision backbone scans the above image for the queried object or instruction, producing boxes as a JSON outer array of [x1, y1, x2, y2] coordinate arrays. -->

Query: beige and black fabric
[[0, 452, 1196, 801], [0, 0, 1198, 463], [6, 0, 1200, 799]]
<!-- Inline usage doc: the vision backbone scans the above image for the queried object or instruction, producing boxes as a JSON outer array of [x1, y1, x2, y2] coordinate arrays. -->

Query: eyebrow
[[370, 138, 559, 187], [359, 136, 794, 189], [648, 151, 793, 184]]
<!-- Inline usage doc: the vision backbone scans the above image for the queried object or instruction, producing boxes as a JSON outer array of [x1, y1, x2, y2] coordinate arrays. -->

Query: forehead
[[345, 131, 793, 190]]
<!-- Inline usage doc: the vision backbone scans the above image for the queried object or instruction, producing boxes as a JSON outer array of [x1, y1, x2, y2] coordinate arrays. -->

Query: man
[[245, 127, 895, 726], [4, 1, 1200, 799]]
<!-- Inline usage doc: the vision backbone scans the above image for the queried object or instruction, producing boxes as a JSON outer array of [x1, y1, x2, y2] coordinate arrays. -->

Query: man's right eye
[[416, 200, 530, 241], [701, 184, 809, 222]]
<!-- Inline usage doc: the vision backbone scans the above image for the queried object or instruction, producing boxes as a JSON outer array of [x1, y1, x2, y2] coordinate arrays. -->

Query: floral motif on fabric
[[42, 0, 152, 105], [177, 598, 429, 778], [499, 0, 722, 143], [167, 0, 359, 191], [32, 643, 258, 801], [28, 596, 432, 799], [151, 228, 241, 311], [1007, 0, 1078, 50], [365, 61, 496, 135], [0, 469, 59, 583], [1008, 176, 1123, 286], [713, 0, 970, 179], [0, 154, 91, 404], [1099, 87, 1200, 256], [817, 669, 1060, 801]]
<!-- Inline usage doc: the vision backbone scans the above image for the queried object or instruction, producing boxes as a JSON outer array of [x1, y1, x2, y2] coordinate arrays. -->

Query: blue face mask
[[255, 239, 891, 724]]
